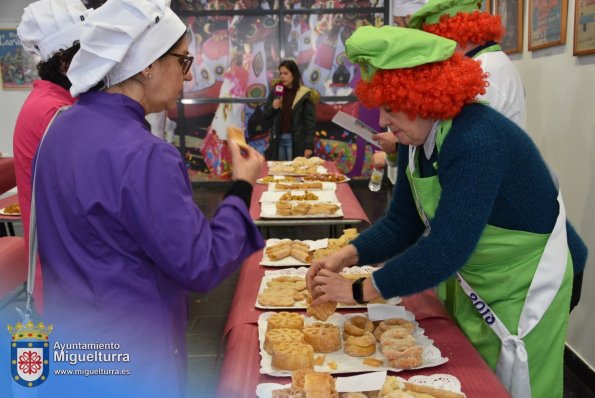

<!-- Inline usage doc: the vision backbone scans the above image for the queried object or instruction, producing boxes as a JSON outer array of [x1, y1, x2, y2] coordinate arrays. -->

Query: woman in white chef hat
[[13, 0, 94, 316], [30, 0, 265, 397]]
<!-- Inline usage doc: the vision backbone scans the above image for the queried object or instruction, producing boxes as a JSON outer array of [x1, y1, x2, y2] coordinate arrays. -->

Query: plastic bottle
[[368, 167, 384, 192]]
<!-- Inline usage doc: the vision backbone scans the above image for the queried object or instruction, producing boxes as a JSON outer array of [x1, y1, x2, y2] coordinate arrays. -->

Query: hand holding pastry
[[310, 269, 357, 306], [306, 244, 358, 293], [229, 139, 265, 185]]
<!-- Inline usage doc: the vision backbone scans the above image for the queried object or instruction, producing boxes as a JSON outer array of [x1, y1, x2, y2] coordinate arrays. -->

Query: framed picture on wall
[[495, 0, 523, 53], [0, 29, 37, 90], [573, 0, 595, 55], [528, 0, 568, 50]]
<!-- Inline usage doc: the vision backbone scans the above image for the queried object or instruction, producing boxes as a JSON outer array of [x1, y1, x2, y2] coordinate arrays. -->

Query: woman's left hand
[[304, 149, 313, 158], [310, 269, 356, 306]]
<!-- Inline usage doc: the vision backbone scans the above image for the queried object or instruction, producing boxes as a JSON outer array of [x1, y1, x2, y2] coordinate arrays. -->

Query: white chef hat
[[17, 0, 91, 61], [393, 0, 428, 17], [67, 0, 186, 97]]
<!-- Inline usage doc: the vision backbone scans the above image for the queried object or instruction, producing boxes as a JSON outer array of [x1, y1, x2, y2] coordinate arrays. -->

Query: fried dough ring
[[344, 315, 374, 337]]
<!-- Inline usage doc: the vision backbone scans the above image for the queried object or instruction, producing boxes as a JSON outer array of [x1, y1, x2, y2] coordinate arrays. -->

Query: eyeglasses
[[167, 53, 194, 75]]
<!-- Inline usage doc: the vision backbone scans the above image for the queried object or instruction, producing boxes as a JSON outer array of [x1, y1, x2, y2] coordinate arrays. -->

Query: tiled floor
[[186, 179, 595, 398]]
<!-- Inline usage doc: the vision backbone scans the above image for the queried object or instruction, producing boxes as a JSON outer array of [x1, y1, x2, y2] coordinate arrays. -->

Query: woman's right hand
[[272, 98, 281, 110], [228, 140, 265, 185]]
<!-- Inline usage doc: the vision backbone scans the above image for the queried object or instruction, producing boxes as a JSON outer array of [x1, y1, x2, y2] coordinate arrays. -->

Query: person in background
[[409, 0, 526, 128], [32, 0, 264, 396], [13, 0, 95, 313], [373, 0, 528, 186], [263, 59, 318, 160], [307, 26, 587, 398]]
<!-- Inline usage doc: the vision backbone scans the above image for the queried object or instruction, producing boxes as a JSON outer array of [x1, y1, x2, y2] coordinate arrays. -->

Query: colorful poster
[[0, 29, 37, 90]]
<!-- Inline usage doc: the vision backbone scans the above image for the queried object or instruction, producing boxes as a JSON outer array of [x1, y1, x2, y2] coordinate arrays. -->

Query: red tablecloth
[[249, 162, 370, 224], [216, 253, 511, 398], [0, 157, 16, 195]]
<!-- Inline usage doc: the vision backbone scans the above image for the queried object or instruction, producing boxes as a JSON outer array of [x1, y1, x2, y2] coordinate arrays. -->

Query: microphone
[[274, 83, 285, 97]]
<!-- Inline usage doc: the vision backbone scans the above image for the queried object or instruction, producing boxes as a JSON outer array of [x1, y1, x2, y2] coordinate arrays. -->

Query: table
[[0, 157, 16, 195], [0, 194, 20, 236], [250, 162, 371, 238], [215, 252, 511, 398]]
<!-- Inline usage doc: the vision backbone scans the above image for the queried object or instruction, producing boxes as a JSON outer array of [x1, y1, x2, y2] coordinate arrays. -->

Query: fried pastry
[[304, 372, 338, 398], [264, 328, 305, 355], [381, 336, 417, 358], [303, 322, 341, 353], [271, 387, 306, 398], [272, 342, 314, 371], [386, 346, 423, 369], [343, 316, 374, 338], [290, 247, 311, 264], [267, 312, 304, 332], [291, 368, 315, 389], [344, 331, 376, 357], [402, 382, 465, 398], [306, 296, 337, 321]]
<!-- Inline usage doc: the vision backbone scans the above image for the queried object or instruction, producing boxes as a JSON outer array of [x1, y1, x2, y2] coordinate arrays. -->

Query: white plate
[[259, 190, 338, 203], [256, 373, 465, 398], [267, 182, 337, 192], [258, 311, 448, 377], [255, 266, 401, 309], [260, 202, 343, 219], [0, 207, 20, 216]]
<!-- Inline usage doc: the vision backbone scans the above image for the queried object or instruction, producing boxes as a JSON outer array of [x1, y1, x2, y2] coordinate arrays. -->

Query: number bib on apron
[[405, 120, 572, 398]]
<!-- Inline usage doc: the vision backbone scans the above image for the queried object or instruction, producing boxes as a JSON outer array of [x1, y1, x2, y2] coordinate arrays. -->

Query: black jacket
[[263, 85, 316, 160]]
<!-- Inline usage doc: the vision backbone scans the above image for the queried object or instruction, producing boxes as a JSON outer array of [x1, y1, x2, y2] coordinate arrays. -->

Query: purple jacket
[[34, 91, 263, 397]]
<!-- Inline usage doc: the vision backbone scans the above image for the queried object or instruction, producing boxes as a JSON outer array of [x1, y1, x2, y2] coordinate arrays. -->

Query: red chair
[[0, 237, 27, 307]]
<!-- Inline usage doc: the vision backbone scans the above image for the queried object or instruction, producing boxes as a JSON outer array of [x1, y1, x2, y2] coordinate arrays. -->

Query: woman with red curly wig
[[409, 0, 526, 128], [373, 0, 526, 187], [306, 26, 587, 398]]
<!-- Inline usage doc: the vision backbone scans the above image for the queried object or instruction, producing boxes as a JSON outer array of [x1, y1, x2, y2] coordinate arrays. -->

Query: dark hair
[[36, 41, 80, 90], [279, 59, 302, 88]]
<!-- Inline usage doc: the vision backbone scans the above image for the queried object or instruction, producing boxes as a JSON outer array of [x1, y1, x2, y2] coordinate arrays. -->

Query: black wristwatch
[[352, 277, 369, 305]]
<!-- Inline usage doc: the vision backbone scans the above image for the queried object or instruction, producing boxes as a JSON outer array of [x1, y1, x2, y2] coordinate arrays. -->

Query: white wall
[[513, 1, 595, 370], [1, 0, 595, 370]]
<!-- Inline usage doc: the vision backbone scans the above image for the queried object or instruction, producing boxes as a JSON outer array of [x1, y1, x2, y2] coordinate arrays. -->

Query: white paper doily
[[258, 311, 448, 377], [256, 373, 465, 398]]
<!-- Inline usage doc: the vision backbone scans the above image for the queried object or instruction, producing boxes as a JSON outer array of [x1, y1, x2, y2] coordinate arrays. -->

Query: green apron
[[405, 120, 572, 398]]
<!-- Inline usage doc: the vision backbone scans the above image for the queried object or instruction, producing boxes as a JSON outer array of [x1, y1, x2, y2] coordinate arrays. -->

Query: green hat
[[408, 0, 482, 29], [345, 25, 456, 81]]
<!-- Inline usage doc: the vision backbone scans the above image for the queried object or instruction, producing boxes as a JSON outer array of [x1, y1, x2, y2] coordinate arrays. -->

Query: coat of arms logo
[[7, 321, 53, 387]]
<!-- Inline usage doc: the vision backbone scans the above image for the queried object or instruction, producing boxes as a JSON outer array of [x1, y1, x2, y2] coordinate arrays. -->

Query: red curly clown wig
[[354, 53, 488, 120], [423, 11, 505, 46]]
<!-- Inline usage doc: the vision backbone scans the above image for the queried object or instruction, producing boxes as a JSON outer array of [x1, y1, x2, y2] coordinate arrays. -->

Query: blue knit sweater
[[353, 103, 588, 299]]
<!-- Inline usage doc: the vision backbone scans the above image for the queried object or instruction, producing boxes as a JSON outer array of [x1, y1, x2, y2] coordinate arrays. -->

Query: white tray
[[260, 202, 343, 219], [260, 239, 324, 266], [267, 182, 337, 192], [256, 373, 465, 398], [260, 190, 338, 203], [258, 311, 448, 377], [255, 266, 401, 309]]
